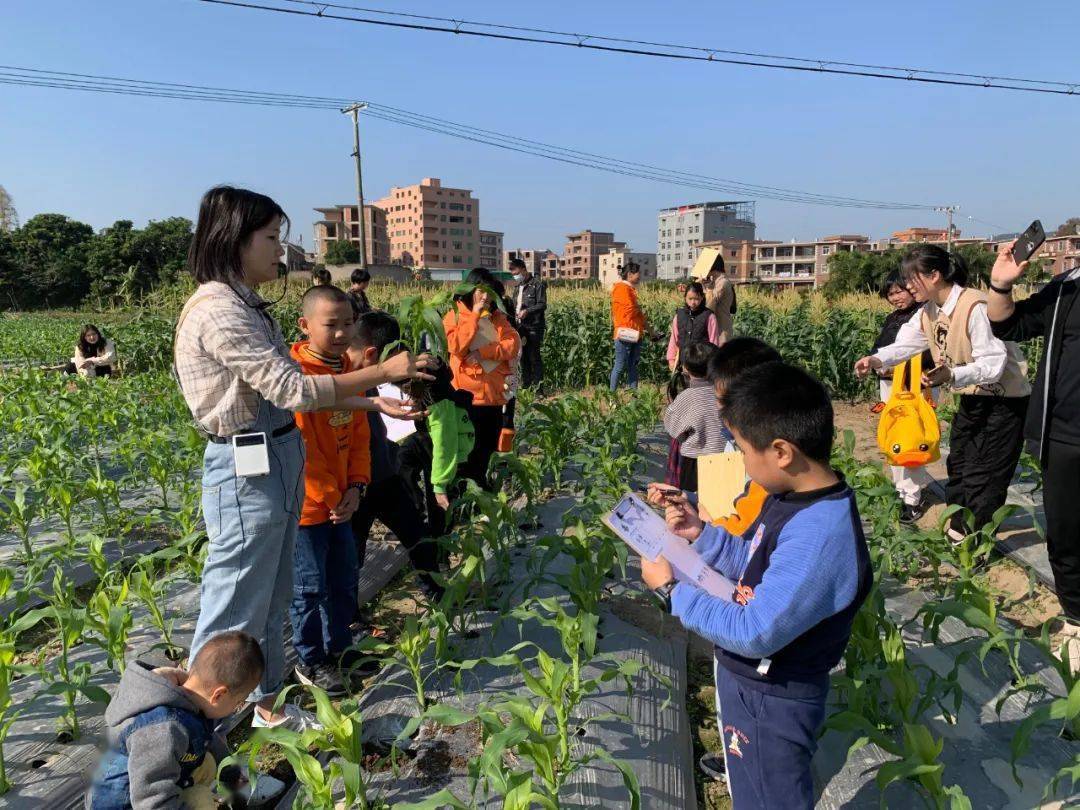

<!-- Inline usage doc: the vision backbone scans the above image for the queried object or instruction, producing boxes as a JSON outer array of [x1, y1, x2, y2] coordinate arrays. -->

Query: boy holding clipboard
[[640, 362, 871, 810]]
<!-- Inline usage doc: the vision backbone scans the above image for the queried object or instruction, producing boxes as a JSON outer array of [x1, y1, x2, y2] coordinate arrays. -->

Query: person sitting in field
[[643, 362, 871, 810], [66, 324, 117, 378], [86, 631, 265, 810]]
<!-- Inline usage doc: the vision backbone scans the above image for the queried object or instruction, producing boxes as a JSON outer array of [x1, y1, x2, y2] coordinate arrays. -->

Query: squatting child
[[86, 631, 264, 809]]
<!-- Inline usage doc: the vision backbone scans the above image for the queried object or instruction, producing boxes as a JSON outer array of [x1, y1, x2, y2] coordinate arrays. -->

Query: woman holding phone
[[174, 186, 431, 731], [854, 244, 1030, 540]]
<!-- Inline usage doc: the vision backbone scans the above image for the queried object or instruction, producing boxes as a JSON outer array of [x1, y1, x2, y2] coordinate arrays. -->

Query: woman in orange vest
[[610, 262, 648, 390], [444, 268, 521, 489]]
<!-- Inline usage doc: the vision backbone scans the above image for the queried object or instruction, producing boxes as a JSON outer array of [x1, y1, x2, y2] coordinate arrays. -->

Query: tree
[[324, 239, 360, 266], [823, 249, 902, 297], [1055, 217, 1080, 237], [11, 213, 95, 307], [0, 186, 16, 233], [84, 217, 193, 304]]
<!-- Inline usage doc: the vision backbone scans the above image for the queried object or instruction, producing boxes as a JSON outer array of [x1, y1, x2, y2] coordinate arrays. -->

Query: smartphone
[[1011, 220, 1046, 264], [233, 432, 270, 477]]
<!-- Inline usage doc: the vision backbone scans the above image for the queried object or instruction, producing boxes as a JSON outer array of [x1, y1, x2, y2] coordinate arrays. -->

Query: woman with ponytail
[[854, 244, 1030, 540]]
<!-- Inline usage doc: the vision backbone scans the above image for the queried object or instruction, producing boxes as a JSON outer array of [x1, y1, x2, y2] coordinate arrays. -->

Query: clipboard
[[697, 452, 746, 520], [604, 492, 735, 601]]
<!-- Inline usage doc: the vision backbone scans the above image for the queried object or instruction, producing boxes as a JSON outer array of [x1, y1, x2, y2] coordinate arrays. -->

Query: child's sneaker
[[294, 662, 348, 697], [251, 701, 323, 732]]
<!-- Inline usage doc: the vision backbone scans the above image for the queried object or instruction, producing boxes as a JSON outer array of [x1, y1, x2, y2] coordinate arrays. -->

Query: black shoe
[[417, 574, 446, 603], [294, 662, 347, 697], [899, 501, 926, 525], [699, 752, 727, 782]]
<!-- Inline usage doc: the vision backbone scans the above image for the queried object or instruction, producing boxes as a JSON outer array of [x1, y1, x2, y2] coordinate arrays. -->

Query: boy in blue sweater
[[641, 361, 871, 810]]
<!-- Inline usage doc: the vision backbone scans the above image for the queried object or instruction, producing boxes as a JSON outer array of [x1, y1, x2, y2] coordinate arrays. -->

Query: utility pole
[[342, 103, 369, 268], [934, 205, 959, 252]]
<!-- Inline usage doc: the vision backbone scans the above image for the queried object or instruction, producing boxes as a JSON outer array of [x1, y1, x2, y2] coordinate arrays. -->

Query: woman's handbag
[[876, 354, 940, 468], [615, 327, 641, 344]]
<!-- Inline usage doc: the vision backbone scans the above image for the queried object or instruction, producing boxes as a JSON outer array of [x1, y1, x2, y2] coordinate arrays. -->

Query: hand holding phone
[[1011, 219, 1046, 265]]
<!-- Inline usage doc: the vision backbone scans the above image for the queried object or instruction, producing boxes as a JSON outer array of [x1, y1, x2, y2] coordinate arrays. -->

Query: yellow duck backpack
[[876, 354, 940, 468]]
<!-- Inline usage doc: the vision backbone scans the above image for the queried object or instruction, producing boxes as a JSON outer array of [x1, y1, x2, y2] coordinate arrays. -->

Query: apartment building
[[656, 201, 756, 280], [312, 204, 389, 265], [892, 227, 959, 243], [559, 230, 626, 280], [755, 235, 871, 288], [373, 177, 480, 269], [598, 247, 657, 288], [503, 248, 553, 276], [689, 239, 760, 283], [478, 230, 504, 272], [1037, 234, 1080, 276]]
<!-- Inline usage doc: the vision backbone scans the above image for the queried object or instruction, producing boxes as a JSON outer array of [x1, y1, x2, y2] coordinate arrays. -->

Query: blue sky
[[3, 0, 1080, 254]]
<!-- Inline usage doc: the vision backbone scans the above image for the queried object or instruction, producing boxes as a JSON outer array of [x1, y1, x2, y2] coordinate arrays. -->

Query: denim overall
[[87, 706, 214, 809], [188, 396, 305, 701]]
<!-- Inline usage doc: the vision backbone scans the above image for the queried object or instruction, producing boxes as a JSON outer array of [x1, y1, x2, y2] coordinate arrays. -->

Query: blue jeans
[[609, 339, 641, 390], [290, 520, 359, 666], [189, 401, 305, 703]]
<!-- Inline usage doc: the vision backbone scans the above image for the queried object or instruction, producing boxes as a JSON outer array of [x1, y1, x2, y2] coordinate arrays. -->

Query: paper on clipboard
[[604, 492, 735, 601]]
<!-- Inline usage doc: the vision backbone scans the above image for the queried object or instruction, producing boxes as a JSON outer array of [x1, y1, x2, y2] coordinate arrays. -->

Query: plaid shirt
[[174, 281, 336, 437]]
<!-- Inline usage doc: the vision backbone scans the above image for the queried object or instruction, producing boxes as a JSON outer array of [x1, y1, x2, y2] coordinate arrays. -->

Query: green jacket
[[429, 399, 475, 494]]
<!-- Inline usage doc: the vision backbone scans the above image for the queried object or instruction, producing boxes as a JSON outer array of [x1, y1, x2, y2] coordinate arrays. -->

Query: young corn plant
[[129, 565, 183, 660], [226, 685, 392, 810]]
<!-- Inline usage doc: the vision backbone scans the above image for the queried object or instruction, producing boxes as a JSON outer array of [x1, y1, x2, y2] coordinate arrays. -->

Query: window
[[450, 228, 464, 236], [453, 256, 463, 263], [440, 202, 446, 209], [821, 246, 832, 255], [466, 204, 472, 211], [449, 215, 464, 223], [453, 241, 463, 250], [449, 203, 465, 211]]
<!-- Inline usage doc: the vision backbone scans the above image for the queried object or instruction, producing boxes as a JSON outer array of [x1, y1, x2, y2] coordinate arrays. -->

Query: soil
[[832, 401, 1065, 643]]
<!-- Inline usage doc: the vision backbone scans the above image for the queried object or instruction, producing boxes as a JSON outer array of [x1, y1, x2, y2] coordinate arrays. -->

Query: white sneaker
[[1058, 621, 1080, 675], [218, 762, 287, 806], [251, 702, 323, 733]]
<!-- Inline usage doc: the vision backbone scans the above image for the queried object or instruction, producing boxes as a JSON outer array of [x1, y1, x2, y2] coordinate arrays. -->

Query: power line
[[193, 0, 1080, 97], [0, 64, 933, 209]]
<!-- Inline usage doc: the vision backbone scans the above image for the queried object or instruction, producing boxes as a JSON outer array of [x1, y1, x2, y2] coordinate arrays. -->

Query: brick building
[[559, 230, 626, 280], [312, 204, 389, 265], [372, 177, 480, 269], [478, 230, 504, 272]]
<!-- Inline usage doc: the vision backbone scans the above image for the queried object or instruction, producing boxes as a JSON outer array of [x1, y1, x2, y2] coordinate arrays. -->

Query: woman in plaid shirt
[[175, 186, 430, 731]]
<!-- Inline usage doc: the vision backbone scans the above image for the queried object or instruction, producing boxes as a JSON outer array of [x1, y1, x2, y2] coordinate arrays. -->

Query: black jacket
[[991, 271, 1080, 456], [515, 274, 547, 331]]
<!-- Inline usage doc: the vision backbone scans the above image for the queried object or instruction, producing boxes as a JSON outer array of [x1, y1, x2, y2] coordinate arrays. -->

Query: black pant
[[463, 403, 503, 491], [520, 328, 544, 389], [64, 363, 112, 377], [1043, 439, 1080, 620], [946, 395, 1029, 534], [678, 455, 699, 492], [350, 474, 440, 574]]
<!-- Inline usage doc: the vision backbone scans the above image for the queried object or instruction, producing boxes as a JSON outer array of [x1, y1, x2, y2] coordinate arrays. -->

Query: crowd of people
[[84, 183, 1075, 809]]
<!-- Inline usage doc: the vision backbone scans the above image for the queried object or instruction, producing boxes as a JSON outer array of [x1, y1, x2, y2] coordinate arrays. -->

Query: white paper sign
[[604, 492, 736, 602]]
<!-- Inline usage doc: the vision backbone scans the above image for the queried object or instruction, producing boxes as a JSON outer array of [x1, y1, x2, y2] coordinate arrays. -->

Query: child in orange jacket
[[288, 285, 371, 697]]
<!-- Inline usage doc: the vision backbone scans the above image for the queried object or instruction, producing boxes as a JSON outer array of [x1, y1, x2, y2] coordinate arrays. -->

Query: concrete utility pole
[[342, 103, 369, 268], [935, 205, 959, 252]]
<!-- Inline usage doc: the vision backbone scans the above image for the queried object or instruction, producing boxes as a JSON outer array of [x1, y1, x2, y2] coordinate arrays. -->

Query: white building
[[656, 201, 756, 280], [599, 247, 657, 289]]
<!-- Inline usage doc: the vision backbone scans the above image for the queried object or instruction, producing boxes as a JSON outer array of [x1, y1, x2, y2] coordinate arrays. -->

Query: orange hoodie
[[611, 280, 647, 339], [443, 302, 521, 406], [290, 341, 371, 526]]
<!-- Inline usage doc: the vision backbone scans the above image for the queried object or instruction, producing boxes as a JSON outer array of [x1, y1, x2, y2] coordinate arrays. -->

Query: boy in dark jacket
[[642, 363, 871, 810], [86, 631, 264, 810]]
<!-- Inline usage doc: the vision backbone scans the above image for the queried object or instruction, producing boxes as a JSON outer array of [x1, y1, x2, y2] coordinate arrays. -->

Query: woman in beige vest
[[855, 245, 1030, 539]]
